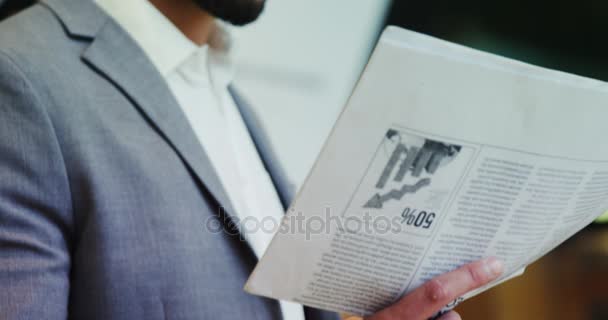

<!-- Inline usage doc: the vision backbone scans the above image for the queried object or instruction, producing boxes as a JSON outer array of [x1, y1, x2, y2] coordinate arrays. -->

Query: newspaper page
[[244, 26, 608, 316]]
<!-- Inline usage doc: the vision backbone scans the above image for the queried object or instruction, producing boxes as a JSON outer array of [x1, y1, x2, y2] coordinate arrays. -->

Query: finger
[[368, 257, 503, 320], [438, 311, 461, 320]]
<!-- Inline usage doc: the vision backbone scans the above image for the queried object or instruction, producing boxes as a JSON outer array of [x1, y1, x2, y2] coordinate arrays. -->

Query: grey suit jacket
[[0, 0, 337, 319]]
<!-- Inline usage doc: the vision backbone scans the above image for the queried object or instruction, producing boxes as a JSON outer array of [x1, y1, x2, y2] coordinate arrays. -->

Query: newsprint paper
[[245, 26, 608, 316]]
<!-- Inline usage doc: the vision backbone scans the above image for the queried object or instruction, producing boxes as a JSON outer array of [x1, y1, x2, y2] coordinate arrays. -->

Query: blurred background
[[231, 1, 608, 319], [1, 0, 606, 319]]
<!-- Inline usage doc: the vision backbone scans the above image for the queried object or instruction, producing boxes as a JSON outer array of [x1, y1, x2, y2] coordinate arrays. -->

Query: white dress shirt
[[94, 1, 304, 319]]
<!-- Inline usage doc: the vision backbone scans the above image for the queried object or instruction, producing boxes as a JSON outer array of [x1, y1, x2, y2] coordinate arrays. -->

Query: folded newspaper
[[245, 26, 608, 316]]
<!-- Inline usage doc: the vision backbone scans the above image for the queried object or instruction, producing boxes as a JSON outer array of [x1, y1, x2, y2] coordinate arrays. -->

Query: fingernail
[[439, 311, 461, 320], [485, 257, 504, 277]]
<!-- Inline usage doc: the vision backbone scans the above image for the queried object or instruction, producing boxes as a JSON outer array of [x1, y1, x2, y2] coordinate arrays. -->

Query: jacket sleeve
[[0, 52, 73, 319]]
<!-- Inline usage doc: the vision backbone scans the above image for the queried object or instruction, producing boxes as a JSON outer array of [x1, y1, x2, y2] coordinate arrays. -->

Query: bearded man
[[0, 0, 502, 319]]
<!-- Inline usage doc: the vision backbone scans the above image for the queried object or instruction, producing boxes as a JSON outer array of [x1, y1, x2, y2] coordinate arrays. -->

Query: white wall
[[232, 0, 391, 187]]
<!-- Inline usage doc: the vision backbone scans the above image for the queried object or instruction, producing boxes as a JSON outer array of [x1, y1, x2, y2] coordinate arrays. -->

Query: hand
[[366, 257, 503, 320]]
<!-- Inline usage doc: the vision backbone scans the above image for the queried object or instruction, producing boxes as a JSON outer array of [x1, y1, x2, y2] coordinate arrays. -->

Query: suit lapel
[[81, 20, 238, 219], [229, 86, 297, 209], [42, 0, 239, 221]]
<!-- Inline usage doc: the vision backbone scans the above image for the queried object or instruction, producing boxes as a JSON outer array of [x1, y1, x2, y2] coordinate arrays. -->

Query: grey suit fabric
[[0, 0, 338, 319]]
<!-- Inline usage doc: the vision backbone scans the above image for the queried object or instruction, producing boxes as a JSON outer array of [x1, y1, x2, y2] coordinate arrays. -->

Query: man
[[0, 0, 503, 319]]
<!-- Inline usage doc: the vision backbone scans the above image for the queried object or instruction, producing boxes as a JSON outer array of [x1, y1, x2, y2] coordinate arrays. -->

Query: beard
[[192, 0, 266, 26]]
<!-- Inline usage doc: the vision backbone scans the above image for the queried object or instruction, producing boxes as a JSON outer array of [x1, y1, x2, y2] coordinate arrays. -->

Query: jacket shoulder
[[0, 3, 77, 71]]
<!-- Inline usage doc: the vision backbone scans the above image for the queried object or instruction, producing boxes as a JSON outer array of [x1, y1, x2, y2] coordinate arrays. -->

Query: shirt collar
[[94, 0, 233, 78]]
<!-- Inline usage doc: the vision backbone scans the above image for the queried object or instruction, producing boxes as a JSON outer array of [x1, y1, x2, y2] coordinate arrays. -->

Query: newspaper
[[244, 26, 608, 316]]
